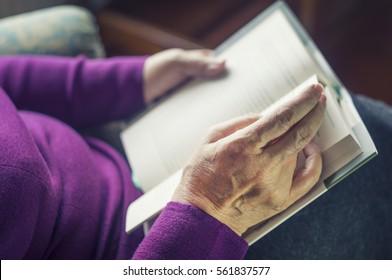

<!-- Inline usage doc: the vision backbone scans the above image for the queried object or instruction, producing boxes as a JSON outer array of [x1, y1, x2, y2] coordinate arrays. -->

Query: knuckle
[[276, 106, 294, 129], [219, 139, 242, 157], [294, 126, 312, 150], [242, 128, 259, 145]]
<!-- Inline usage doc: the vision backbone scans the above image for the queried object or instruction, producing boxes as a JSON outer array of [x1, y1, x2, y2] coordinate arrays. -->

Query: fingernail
[[312, 83, 324, 93], [210, 58, 225, 67], [320, 93, 327, 104], [205, 60, 225, 75]]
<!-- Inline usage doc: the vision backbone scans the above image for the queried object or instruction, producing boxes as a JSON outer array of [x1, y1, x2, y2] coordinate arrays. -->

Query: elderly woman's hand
[[172, 84, 326, 236], [143, 48, 225, 103]]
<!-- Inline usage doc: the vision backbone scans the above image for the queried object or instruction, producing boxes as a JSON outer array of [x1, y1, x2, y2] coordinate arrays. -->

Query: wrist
[[172, 190, 246, 237]]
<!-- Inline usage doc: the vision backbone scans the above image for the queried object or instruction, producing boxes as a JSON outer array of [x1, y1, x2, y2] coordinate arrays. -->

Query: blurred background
[[1, 0, 391, 104]]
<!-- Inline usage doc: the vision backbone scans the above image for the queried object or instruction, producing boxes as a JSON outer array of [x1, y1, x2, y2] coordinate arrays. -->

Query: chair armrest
[[0, 5, 105, 58], [97, 10, 203, 55]]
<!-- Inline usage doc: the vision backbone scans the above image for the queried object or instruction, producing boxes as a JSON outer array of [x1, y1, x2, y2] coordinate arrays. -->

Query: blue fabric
[[246, 94, 392, 259], [0, 5, 105, 58]]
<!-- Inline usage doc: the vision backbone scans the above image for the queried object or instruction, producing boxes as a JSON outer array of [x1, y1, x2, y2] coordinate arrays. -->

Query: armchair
[[0, 5, 105, 58]]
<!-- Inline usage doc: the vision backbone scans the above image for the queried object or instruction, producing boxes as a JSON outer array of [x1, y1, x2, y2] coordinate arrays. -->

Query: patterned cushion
[[0, 5, 105, 58]]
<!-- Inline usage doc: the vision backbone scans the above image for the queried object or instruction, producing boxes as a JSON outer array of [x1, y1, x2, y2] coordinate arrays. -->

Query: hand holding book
[[122, 2, 376, 244], [172, 84, 326, 236], [143, 48, 226, 103]]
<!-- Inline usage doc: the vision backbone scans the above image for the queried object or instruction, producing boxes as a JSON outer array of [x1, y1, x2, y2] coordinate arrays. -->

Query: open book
[[120, 1, 377, 245]]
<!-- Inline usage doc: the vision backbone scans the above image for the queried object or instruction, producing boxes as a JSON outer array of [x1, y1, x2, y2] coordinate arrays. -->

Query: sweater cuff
[[106, 56, 147, 119], [132, 201, 248, 260]]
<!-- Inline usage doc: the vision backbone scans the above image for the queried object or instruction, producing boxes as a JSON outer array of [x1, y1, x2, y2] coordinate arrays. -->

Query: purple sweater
[[0, 56, 248, 260]]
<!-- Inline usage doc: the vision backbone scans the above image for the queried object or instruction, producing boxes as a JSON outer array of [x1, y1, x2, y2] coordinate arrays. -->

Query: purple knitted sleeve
[[0, 55, 146, 128], [132, 202, 249, 260]]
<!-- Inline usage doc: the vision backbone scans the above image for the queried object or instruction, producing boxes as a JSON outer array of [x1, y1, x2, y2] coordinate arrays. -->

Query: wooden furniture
[[97, 0, 284, 54], [96, 0, 392, 104]]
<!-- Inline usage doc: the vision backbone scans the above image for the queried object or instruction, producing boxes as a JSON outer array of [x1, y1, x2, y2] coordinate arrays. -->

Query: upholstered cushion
[[0, 5, 105, 58]]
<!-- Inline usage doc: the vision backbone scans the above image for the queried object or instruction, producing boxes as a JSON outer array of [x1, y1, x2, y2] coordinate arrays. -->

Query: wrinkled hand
[[172, 84, 326, 236], [143, 48, 225, 103]]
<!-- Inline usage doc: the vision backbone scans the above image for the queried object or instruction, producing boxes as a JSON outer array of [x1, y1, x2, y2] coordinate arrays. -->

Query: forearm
[[0, 55, 146, 128], [132, 202, 248, 260]]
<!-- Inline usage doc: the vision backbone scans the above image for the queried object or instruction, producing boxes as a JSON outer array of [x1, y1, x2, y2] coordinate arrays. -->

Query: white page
[[121, 10, 353, 192]]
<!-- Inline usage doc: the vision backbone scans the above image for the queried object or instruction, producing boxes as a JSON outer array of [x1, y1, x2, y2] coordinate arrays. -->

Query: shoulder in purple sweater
[[0, 56, 248, 260]]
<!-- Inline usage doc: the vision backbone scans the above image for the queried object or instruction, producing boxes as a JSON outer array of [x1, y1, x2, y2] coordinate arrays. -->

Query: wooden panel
[[101, 0, 392, 104], [97, 10, 204, 55], [108, 0, 251, 38]]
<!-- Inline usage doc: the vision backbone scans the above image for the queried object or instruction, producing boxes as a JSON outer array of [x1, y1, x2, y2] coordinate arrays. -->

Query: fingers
[[143, 48, 225, 103], [206, 114, 260, 143], [265, 95, 326, 164], [289, 141, 322, 202], [234, 84, 324, 149], [177, 49, 226, 78]]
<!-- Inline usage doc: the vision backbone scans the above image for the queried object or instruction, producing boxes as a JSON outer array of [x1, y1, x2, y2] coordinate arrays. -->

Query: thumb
[[289, 141, 322, 202]]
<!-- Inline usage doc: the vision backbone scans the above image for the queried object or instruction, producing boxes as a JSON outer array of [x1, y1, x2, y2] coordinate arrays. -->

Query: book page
[[124, 78, 357, 235], [121, 10, 354, 192]]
